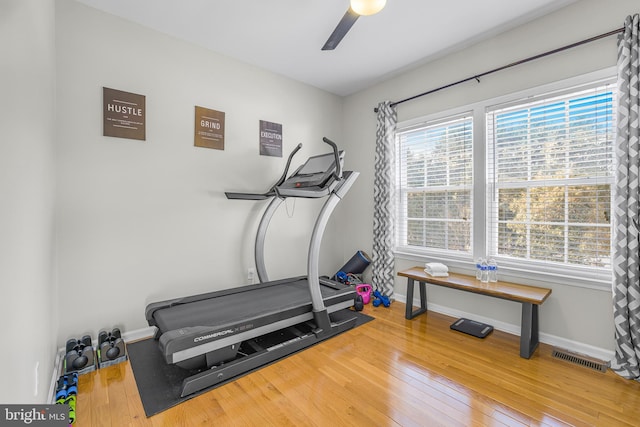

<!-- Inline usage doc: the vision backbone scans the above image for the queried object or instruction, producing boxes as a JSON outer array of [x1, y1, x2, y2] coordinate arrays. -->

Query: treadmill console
[[276, 151, 344, 197], [226, 138, 347, 200]]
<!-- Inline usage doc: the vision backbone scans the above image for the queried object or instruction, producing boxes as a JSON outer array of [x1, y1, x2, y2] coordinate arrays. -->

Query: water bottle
[[480, 259, 489, 283], [475, 258, 483, 280], [488, 258, 498, 282]]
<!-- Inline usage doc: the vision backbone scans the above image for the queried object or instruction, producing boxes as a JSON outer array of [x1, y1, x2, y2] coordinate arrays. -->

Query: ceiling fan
[[322, 0, 387, 51]]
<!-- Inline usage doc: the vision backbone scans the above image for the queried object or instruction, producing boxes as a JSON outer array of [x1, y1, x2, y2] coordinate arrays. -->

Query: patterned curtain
[[372, 101, 397, 297], [612, 14, 640, 380]]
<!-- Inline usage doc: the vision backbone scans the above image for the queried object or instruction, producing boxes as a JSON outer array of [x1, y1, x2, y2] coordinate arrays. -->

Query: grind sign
[[195, 106, 225, 150]]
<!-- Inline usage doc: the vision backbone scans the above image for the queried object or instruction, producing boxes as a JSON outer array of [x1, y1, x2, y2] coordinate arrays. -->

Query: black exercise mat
[[128, 309, 374, 417]]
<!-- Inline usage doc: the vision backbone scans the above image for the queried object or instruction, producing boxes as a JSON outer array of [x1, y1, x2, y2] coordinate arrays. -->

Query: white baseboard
[[121, 326, 156, 343], [394, 292, 615, 363], [47, 349, 65, 404]]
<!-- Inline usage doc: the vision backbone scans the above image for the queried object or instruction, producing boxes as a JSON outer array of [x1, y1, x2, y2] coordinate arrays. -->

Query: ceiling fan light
[[350, 0, 386, 16]]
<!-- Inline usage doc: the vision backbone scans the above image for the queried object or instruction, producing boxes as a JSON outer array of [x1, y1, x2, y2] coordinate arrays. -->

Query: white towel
[[424, 262, 449, 277]]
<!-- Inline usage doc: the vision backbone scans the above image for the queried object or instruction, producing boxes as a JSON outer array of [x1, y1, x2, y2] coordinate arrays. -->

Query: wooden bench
[[398, 266, 552, 359]]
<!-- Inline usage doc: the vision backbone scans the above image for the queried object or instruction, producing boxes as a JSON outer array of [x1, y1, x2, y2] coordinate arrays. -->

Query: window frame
[[393, 68, 616, 290]]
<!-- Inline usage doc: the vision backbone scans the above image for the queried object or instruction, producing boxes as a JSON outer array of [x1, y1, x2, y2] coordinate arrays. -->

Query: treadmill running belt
[[153, 278, 347, 333]]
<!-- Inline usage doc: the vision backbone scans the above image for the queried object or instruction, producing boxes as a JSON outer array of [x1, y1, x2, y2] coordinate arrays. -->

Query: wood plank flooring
[[76, 302, 640, 426]]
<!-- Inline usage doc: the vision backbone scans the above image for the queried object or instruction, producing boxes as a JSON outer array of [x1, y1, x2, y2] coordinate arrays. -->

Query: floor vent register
[[552, 347, 609, 373]]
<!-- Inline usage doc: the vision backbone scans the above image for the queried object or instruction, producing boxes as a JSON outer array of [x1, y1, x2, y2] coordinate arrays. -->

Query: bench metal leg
[[520, 302, 539, 358], [405, 277, 428, 320]]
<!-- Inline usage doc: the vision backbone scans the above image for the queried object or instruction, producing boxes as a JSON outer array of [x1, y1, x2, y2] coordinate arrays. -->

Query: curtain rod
[[374, 27, 624, 112]]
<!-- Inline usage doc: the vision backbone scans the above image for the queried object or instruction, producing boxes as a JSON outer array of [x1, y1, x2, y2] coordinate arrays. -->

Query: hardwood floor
[[77, 302, 640, 426]]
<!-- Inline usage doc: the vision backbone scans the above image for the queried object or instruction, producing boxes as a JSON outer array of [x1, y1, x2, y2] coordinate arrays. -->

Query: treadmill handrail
[[322, 137, 343, 181], [271, 143, 302, 190], [224, 143, 302, 200]]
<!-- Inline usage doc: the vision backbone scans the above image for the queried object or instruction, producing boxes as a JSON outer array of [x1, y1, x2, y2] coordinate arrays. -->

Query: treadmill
[[145, 137, 360, 397]]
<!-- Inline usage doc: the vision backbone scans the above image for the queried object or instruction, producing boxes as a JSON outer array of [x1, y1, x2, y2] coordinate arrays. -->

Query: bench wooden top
[[398, 266, 551, 305]]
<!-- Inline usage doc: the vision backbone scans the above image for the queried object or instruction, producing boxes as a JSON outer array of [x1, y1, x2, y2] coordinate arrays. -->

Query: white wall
[[3, 0, 635, 405], [339, 0, 639, 357], [54, 0, 348, 345], [0, 0, 57, 403]]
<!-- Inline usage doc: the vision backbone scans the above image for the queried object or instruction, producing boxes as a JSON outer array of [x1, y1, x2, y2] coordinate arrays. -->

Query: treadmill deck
[[153, 277, 351, 333]]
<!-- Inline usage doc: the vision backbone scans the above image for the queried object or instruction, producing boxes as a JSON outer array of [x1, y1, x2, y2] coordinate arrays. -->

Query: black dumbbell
[[65, 335, 95, 372], [99, 328, 125, 361]]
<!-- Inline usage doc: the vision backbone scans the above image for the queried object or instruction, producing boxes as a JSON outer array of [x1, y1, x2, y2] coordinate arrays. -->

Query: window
[[487, 82, 615, 269], [396, 114, 473, 253], [394, 72, 616, 287]]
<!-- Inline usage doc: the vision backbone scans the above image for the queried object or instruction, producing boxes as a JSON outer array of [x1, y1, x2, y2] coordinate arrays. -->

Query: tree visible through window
[[487, 84, 615, 268]]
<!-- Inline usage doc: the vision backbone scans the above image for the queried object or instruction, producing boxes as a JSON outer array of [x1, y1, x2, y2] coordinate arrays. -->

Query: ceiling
[[75, 0, 576, 96]]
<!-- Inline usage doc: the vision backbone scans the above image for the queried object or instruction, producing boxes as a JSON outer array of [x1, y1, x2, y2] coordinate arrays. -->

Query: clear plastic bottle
[[480, 259, 489, 283], [475, 258, 483, 280], [488, 258, 498, 282]]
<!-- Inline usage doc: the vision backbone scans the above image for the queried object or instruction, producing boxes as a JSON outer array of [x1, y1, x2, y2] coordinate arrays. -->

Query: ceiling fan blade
[[321, 8, 360, 51]]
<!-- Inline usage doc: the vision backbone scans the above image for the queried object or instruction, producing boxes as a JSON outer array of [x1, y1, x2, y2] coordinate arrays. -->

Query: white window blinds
[[396, 114, 473, 253], [486, 81, 615, 268]]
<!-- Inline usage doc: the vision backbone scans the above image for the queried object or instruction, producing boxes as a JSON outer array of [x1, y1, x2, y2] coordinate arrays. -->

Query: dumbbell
[[66, 373, 77, 423], [65, 335, 94, 372], [55, 373, 77, 422], [55, 377, 68, 405], [372, 290, 391, 308], [56, 373, 78, 397], [98, 328, 125, 361], [64, 394, 76, 425], [335, 271, 349, 283]]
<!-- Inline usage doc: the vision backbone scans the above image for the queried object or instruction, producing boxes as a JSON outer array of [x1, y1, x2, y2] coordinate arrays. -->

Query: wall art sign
[[259, 120, 282, 157], [194, 106, 225, 150], [103, 87, 146, 141]]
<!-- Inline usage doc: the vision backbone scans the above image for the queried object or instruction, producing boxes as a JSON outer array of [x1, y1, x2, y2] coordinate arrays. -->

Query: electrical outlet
[[247, 267, 256, 283]]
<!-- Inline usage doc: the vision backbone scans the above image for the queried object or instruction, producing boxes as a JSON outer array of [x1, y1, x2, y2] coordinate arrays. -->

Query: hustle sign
[[194, 106, 225, 150], [103, 87, 146, 141]]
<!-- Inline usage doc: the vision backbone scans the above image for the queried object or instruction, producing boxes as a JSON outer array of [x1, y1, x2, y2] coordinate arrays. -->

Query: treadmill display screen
[[297, 153, 335, 175]]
